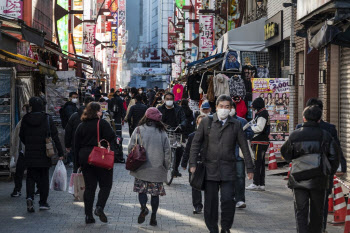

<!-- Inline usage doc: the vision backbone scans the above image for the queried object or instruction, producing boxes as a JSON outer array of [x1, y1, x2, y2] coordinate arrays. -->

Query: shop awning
[[194, 56, 224, 72], [187, 53, 224, 68], [0, 31, 20, 54], [218, 17, 267, 53]]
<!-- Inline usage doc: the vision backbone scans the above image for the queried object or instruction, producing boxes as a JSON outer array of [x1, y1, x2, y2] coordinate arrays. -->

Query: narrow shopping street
[[0, 127, 342, 233]]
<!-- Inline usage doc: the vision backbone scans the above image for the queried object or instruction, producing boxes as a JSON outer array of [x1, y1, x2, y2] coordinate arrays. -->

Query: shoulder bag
[[87, 120, 114, 170], [46, 115, 55, 158], [190, 115, 213, 191], [126, 127, 147, 171], [291, 129, 331, 181]]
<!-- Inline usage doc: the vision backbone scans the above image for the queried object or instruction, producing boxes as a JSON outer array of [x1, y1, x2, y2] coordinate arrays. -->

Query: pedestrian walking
[[281, 105, 340, 233], [246, 97, 270, 191], [74, 102, 116, 224], [126, 94, 148, 136], [181, 114, 206, 214], [128, 107, 171, 226], [19, 97, 64, 212], [146, 88, 156, 107], [109, 90, 126, 137], [157, 92, 186, 177], [295, 98, 346, 230], [60, 92, 79, 129], [64, 96, 94, 172], [229, 102, 254, 209], [179, 99, 195, 140], [108, 88, 115, 99], [189, 94, 254, 233]]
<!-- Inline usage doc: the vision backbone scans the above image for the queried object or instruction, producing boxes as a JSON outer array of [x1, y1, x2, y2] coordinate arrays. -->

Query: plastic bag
[[10, 157, 16, 168], [68, 173, 77, 194], [73, 169, 85, 202], [50, 160, 67, 191]]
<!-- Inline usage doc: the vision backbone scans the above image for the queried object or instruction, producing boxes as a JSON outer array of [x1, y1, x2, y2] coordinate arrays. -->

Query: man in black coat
[[127, 94, 147, 136], [295, 98, 346, 230], [147, 89, 156, 107], [189, 95, 254, 233], [20, 97, 64, 213], [60, 92, 79, 129], [281, 105, 340, 233], [65, 96, 94, 172], [157, 92, 186, 177], [109, 91, 126, 137]]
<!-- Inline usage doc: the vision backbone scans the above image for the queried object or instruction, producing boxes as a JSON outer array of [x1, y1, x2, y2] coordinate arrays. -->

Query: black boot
[[85, 215, 95, 224], [138, 204, 149, 224], [150, 213, 157, 226], [94, 206, 108, 223]]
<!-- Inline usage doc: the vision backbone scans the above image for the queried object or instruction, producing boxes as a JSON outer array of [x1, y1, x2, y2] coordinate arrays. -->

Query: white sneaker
[[259, 186, 265, 191], [246, 184, 260, 190], [69, 162, 74, 167], [236, 201, 246, 208]]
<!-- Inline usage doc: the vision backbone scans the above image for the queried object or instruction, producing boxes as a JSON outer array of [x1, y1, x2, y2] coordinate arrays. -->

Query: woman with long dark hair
[[74, 102, 116, 224], [128, 107, 171, 227]]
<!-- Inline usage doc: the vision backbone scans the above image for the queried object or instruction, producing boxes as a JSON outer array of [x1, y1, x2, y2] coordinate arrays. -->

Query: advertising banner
[[111, 1, 118, 52], [252, 78, 290, 154], [57, 0, 69, 53], [110, 57, 118, 90], [168, 17, 176, 49], [118, 0, 126, 45], [73, 0, 83, 54], [82, 22, 96, 56], [132, 68, 167, 76], [199, 15, 214, 52], [0, 0, 23, 19]]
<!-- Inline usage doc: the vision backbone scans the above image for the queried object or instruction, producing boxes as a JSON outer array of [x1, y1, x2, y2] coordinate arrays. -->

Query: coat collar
[[302, 121, 320, 128], [213, 113, 235, 123]]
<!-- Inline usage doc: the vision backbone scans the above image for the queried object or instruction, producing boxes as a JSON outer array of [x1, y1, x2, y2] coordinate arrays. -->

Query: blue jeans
[[235, 161, 245, 203]]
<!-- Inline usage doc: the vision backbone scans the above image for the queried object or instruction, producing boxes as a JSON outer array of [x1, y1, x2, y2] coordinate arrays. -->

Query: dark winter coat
[[64, 106, 85, 149], [127, 102, 148, 130], [281, 122, 340, 190], [147, 90, 156, 106], [296, 120, 346, 173], [61, 101, 78, 129], [157, 103, 186, 129], [74, 118, 116, 168], [182, 106, 194, 139], [109, 95, 125, 119], [189, 114, 254, 181], [182, 132, 196, 169], [20, 112, 64, 167]]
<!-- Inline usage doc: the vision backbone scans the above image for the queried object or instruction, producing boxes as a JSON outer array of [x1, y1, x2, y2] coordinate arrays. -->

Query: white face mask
[[217, 109, 230, 120], [200, 111, 209, 116], [229, 108, 236, 117], [139, 91, 143, 94], [165, 100, 174, 107], [129, 93, 132, 97], [72, 98, 78, 104]]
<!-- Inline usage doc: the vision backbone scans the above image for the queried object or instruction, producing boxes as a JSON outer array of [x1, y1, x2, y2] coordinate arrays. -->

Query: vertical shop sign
[[57, 0, 69, 54], [199, 15, 214, 52], [194, 0, 202, 34], [73, 0, 83, 54], [175, 0, 185, 9], [83, 23, 96, 56], [168, 17, 176, 49], [111, 1, 118, 52], [228, 0, 240, 30], [110, 57, 118, 89], [118, 0, 126, 44]]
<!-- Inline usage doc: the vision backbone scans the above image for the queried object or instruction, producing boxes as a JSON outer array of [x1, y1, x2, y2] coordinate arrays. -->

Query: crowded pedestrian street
[[0, 126, 342, 233]]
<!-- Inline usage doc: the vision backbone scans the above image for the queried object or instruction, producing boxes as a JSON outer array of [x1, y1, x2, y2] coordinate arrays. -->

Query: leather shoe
[[138, 205, 149, 224], [149, 213, 157, 226], [85, 215, 95, 224], [193, 206, 202, 214], [221, 229, 231, 233], [94, 206, 108, 223]]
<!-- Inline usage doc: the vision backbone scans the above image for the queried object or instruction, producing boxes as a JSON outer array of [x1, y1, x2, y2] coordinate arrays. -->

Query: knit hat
[[252, 97, 265, 110], [145, 107, 162, 122], [29, 97, 44, 112]]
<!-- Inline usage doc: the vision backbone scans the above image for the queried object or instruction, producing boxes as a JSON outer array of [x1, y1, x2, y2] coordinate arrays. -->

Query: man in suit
[[189, 94, 254, 233]]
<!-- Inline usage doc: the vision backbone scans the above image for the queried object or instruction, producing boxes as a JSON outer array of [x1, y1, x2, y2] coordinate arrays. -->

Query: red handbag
[[87, 120, 114, 170], [126, 127, 147, 171]]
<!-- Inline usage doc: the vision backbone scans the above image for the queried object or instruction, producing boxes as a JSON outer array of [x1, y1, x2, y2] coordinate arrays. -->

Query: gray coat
[[128, 124, 171, 183], [189, 114, 254, 181]]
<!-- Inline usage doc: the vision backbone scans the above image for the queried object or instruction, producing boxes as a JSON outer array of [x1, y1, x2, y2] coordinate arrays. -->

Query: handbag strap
[[97, 119, 100, 145], [137, 127, 143, 146]]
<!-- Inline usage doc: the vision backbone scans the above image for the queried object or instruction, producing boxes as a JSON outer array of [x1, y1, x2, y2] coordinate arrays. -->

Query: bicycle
[[165, 126, 182, 185]]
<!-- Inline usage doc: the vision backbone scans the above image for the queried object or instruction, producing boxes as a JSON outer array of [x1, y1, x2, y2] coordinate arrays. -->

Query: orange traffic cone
[[268, 143, 278, 170], [284, 162, 292, 180], [328, 188, 334, 214], [344, 194, 350, 233], [330, 176, 346, 225]]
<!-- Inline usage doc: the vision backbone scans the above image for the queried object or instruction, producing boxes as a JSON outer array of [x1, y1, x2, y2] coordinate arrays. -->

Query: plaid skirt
[[133, 178, 166, 196]]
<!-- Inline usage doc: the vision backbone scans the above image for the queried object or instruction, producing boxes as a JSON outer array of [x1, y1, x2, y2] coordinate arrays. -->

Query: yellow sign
[[264, 22, 278, 40]]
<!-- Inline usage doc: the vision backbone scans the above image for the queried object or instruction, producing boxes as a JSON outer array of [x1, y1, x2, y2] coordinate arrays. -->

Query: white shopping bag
[[50, 160, 67, 191]]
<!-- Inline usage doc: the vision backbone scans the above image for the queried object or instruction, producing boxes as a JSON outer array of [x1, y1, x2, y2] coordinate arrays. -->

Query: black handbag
[[190, 116, 213, 191], [291, 129, 331, 181]]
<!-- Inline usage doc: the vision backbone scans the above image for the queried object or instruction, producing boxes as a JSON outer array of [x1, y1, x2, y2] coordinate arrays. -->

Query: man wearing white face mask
[[60, 92, 79, 129], [189, 94, 254, 233], [157, 92, 186, 177]]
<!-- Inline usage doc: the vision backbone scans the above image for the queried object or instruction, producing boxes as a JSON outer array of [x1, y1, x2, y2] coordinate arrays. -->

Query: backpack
[[111, 98, 120, 113]]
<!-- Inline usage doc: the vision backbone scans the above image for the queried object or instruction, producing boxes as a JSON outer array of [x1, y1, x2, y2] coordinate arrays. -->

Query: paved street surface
[[0, 127, 343, 233]]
